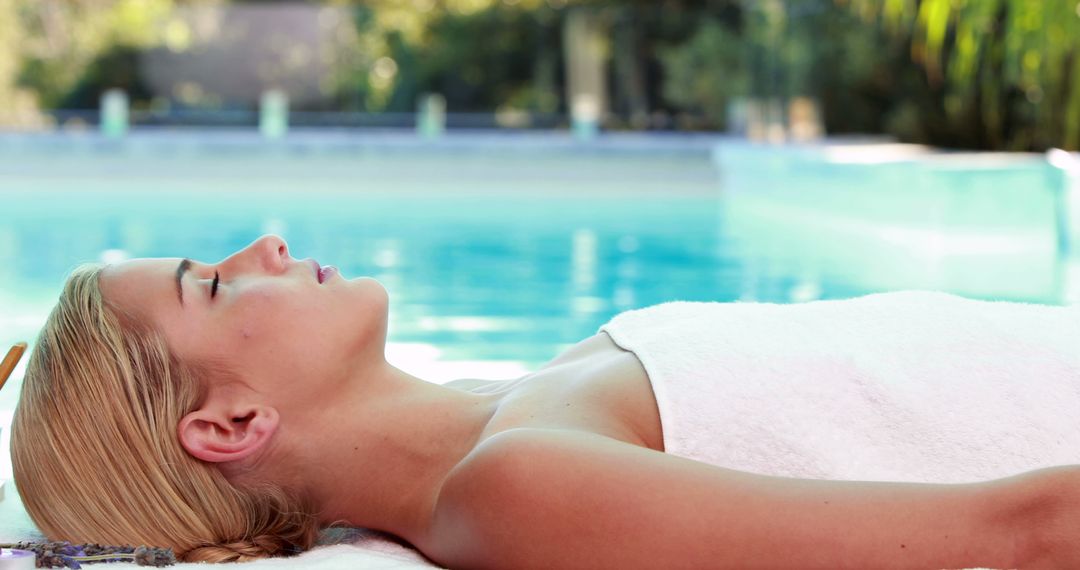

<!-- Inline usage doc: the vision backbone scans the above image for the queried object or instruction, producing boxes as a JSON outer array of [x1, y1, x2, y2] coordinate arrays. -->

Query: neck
[[286, 361, 501, 543]]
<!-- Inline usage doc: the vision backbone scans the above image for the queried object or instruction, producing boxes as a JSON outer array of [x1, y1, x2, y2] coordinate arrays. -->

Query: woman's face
[[98, 234, 389, 404]]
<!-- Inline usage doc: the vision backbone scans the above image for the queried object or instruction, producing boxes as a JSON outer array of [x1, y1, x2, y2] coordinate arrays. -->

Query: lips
[[307, 259, 338, 283], [319, 265, 338, 283], [307, 259, 323, 283]]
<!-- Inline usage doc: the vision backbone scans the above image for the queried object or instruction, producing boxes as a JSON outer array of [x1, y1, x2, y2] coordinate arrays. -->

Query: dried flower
[[0, 541, 175, 568], [133, 546, 175, 567]]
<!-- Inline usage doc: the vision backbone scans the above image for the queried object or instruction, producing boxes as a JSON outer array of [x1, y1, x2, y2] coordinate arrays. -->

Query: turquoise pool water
[[0, 132, 1074, 415]]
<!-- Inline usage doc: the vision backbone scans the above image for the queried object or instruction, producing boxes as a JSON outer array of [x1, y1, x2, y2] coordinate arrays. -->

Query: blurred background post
[[417, 93, 446, 139], [100, 88, 129, 138], [259, 89, 289, 139], [564, 7, 605, 140]]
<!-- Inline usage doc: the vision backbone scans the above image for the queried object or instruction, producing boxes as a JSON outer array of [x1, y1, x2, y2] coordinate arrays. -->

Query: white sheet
[[0, 494, 442, 569]]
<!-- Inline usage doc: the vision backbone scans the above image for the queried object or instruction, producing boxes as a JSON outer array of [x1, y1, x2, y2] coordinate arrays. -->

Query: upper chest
[[464, 332, 664, 452]]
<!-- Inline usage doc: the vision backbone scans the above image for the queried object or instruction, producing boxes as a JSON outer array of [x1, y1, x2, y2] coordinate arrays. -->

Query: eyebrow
[[176, 258, 191, 307]]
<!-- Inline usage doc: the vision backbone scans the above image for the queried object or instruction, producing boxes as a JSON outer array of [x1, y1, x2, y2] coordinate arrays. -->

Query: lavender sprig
[[0, 541, 175, 568]]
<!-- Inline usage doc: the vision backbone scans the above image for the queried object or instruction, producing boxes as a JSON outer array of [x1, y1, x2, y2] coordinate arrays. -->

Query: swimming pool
[[0, 131, 1074, 418]]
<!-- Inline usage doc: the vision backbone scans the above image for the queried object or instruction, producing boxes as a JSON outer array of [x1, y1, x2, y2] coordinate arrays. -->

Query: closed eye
[[211, 271, 220, 299]]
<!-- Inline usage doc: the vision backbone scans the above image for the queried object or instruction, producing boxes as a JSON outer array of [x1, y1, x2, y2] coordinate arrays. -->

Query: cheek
[[231, 291, 309, 352], [240, 286, 306, 321], [232, 284, 382, 375]]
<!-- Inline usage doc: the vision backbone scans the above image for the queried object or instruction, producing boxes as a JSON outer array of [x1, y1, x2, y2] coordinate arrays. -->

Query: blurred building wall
[[139, 3, 356, 109]]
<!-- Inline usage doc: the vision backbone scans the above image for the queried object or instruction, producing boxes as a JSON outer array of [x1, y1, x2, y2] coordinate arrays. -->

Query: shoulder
[[437, 428, 608, 504], [538, 331, 627, 369], [441, 377, 496, 391], [422, 428, 645, 566]]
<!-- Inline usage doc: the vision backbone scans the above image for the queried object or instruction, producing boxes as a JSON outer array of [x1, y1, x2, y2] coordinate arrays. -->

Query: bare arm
[[424, 428, 1065, 570]]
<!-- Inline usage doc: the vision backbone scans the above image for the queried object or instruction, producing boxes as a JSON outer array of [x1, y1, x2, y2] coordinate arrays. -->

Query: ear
[[178, 403, 279, 464]]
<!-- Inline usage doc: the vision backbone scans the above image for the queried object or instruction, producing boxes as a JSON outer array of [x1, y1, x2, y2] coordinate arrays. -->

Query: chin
[[345, 278, 390, 335], [353, 277, 389, 304]]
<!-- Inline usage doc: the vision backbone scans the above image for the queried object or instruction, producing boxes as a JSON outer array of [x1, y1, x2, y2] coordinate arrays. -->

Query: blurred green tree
[[657, 19, 746, 129], [0, 0, 44, 127], [848, 0, 1080, 150], [13, 0, 176, 110], [1, 0, 1077, 151]]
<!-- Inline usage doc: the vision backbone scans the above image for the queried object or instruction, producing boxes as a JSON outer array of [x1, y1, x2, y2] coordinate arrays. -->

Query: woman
[[10, 234, 1080, 568]]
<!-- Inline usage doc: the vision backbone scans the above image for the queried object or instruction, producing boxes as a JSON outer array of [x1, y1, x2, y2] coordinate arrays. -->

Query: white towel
[[599, 291, 1080, 483], [0, 522, 443, 569]]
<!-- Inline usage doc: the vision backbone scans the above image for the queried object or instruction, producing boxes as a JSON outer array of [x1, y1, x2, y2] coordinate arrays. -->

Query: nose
[[217, 234, 291, 275]]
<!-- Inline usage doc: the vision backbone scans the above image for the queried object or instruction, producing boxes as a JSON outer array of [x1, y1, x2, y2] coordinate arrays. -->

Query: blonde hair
[[10, 263, 320, 562]]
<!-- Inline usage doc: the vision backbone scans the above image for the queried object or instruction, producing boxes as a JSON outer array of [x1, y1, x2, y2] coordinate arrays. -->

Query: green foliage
[[657, 20, 746, 128], [654, 0, 1080, 150], [1, 0, 1078, 150], [853, 0, 1080, 150], [330, 0, 565, 114], [11, 0, 173, 109], [412, 6, 562, 113]]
